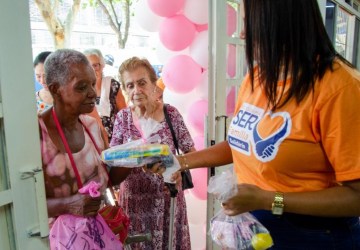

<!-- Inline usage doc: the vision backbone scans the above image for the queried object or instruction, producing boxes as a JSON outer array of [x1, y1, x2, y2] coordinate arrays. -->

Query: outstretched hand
[[142, 162, 181, 186]]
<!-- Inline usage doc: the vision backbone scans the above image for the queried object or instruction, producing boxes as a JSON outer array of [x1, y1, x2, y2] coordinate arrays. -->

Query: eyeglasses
[[91, 63, 101, 70]]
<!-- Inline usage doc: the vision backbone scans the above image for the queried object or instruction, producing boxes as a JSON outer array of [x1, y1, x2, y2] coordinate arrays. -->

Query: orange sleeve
[[317, 77, 360, 182], [115, 89, 127, 112]]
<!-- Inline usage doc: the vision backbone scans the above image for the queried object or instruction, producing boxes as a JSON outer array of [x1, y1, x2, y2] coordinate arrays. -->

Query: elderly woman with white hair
[[83, 48, 127, 144]]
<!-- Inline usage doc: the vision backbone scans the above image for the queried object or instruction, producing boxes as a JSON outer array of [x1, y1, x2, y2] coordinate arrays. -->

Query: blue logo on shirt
[[228, 104, 291, 162], [252, 112, 291, 162]]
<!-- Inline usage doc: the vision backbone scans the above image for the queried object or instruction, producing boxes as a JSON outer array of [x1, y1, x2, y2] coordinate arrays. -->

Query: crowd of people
[[33, 0, 360, 249], [34, 48, 192, 249]]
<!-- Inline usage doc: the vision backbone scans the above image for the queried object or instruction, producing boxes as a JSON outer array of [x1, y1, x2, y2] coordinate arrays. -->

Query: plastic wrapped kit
[[208, 170, 274, 250], [101, 143, 172, 167], [101, 139, 180, 183]]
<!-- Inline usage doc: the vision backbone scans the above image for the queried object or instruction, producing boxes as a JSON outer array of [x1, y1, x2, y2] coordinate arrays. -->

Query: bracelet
[[179, 154, 189, 170]]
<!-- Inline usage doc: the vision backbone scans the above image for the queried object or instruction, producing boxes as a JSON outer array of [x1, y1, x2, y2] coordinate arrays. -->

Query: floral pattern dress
[[110, 104, 193, 250], [39, 115, 107, 227], [96, 78, 124, 142], [36, 91, 52, 113]]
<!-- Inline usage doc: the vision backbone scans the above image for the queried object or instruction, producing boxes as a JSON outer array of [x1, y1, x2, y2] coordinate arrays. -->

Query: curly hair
[[118, 56, 157, 91], [44, 49, 89, 86]]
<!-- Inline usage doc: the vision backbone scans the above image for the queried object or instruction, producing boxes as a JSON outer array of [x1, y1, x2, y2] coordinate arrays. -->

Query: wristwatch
[[271, 192, 284, 215]]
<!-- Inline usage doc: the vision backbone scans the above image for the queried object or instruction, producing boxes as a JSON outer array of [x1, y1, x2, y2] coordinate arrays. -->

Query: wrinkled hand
[[67, 193, 102, 217], [142, 162, 166, 175], [221, 184, 267, 216]]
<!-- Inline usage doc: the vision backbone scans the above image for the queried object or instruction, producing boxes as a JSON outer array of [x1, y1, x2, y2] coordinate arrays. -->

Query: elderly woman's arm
[[46, 193, 102, 218], [109, 168, 132, 185]]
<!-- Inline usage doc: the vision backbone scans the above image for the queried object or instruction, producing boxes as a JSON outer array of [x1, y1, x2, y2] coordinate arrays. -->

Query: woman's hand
[[142, 162, 166, 175], [221, 184, 270, 216], [67, 193, 103, 217]]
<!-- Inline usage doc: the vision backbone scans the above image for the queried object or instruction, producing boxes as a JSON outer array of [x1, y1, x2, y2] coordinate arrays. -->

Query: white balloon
[[189, 31, 209, 69], [163, 87, 200, 115], [134, 0, 164, 32], [155, 41, 190, 65], [163, 88, 205, 136], [183, 0, 209, 25]]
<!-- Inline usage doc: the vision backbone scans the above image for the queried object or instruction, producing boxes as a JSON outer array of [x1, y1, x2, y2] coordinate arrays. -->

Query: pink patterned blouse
[[39, 115, 107, 204], [110, 104, 194, 250]]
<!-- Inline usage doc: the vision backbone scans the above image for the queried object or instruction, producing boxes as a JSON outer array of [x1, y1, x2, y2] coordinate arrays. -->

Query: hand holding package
[[208, 170, 273, 250]]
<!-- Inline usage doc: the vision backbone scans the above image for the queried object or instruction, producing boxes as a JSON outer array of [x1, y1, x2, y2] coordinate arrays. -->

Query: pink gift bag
[[49, 214, 123, 250]]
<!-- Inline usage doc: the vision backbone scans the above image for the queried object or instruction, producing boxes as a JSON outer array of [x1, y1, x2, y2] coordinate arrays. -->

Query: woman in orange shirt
[[166, 0, 360, 249]]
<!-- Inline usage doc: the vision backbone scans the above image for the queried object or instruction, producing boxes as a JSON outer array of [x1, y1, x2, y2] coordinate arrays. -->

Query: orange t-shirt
[[228, 60, 360, 192]]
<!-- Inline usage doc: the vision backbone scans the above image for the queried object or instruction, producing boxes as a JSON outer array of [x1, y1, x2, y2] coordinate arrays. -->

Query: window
[[325, 1, 336, 43]]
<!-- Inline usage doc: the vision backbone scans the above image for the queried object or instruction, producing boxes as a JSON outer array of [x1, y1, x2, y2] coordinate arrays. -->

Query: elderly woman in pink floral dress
[[110, 57, 194, 250]]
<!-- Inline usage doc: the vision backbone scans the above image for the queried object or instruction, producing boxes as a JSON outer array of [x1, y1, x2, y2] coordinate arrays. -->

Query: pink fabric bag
[[49, 214, 123, 250], [49, 181, 123, 250]]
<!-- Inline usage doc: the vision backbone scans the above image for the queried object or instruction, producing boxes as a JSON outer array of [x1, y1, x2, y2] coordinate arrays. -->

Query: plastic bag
[[80, 182, 129, 244], [136, 117, 163, 139], [210, 210, 273, 250], [49, 214, 123, 250], [101, 140, 171, 167], [98, 204, 130, 244], [101, 136, 180, 183], [49, 181, 124, 249], [208, 170, 273, 250]]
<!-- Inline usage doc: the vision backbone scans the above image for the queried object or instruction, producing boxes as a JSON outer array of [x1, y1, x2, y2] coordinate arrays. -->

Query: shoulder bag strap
[[80, 118, 118, 205], [78, 117, 115, 186], [52, 109, 118, 205], [52, 109, 111, 186], [52, 108, 83, 188], [163, 104, 180, 155]]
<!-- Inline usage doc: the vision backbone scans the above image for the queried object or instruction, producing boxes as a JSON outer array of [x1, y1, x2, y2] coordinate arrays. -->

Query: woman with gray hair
[[39, 49, 112, 236], [83, 48, 127, 144]]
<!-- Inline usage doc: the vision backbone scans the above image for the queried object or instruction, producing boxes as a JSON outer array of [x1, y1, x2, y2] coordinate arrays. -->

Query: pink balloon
[[159, 15, 196, 51], [196, 23, 208, 32], [147, 0, 185, 17], [187, 99, 208, 133], [226, 86, 236, 116], [193, 135, 205, 150], [162, 55, 202, 93], [227, 4, 237, 36], [227, 44, 236, 78], [156, 40, 190, 65], [189, 168, 208, 200]]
